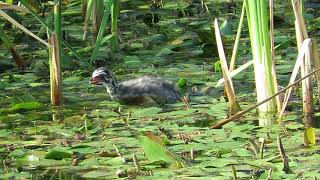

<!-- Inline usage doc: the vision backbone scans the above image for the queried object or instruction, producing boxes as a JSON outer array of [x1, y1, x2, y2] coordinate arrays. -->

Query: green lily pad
[[132, 107, 162, 117], [124, 56, 142, 68], [0, 129, 11, 138], [10, 102, 44, 112], [45, 150, 72, 160], [139, 132, 186, 168], [83, 171, 111, 178]]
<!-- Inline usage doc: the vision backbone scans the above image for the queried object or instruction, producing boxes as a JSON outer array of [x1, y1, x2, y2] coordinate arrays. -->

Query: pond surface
[[1, 0, 320, 179]]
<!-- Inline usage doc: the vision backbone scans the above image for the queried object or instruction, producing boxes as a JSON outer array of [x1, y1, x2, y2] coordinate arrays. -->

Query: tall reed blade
[[214, 19, 241, 115], [269, 0, 282, 112], [245, 0, 278, 125], [90, 0, 114, 62], [0, 26, 25, 69], [83, 0, 93, 40], [92, 0, 104, 41], [111, 0, 120, 51], [54, 0, 62, 65], [49, 33, 62, 106], [82, 0, 88, 17], [18, 0, 92, 68], [291, 0, 313, 122]]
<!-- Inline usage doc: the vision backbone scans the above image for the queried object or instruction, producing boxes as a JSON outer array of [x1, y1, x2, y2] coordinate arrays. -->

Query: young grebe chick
[[90, 67, 181, 105]]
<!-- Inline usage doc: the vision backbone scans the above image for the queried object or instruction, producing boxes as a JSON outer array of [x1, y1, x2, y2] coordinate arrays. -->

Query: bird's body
[[90, 67, 181, 105]]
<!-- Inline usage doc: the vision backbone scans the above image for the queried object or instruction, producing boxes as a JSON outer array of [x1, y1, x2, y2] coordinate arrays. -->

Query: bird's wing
[[117, 76, 180, 101]]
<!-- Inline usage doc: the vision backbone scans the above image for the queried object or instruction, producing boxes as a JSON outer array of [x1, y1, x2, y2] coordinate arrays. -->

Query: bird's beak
[[90, 76, 103, 85]]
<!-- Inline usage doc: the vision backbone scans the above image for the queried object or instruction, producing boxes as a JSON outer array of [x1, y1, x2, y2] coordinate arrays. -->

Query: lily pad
[[132, 107, 162, 117], [45, 150, 72, 160], [124, 56, 142, 68], [10, 102, 44, 112]]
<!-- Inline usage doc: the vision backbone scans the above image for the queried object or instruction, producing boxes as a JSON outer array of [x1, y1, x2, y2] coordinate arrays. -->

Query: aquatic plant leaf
[[220, 20, 233, 37], [0, 129, 11, 138], [92, 109, 119, 117], [28, 82, 46, 87], [124, 55, 141, 68], [128, 42, 144, 50], [10, 102, 44, 112], [214, 61, 222, 72], [83, 171, 110, 178], [0, 81, 12, 90], [45, 150, 72, 160], [304, 127, 316, 146], [9, 149, 26, 158], [285, 122, 304, 130], [208, 103, 228, 118], [160, 109, 196, 116], [105, 157, 126, 166], [156, 47, 174, 56], [62, 76, 82, 84], [142, 34, 167, 44], [139, 132, 186, 168], [202, 158, 238, 168], [132, 107, 162, 117], [101, 34, 113, 45], [27, 154, 40, 163], [176, 78, 187, 88], [0, 172, 32, 179]]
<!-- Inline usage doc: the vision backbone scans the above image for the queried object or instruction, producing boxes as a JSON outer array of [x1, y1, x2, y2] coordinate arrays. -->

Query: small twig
[[248, 139, 259, 157], [190, 148, 195, 160], [211, 65, 320, 129], [84, 118, 88, 132], [0, 9, 49, 47], [203, 2, 210, 15], [0, 2, 29, 13], [267, 132, 271, 139], [266, 168, 272, 180], [181, 96, 191, 109], [277, 136, 290, 174], [2, 159, 8, 172], [232, 165, 237, 180], [148, 170, 153, 176], [113, 144, 126, 163], [260, 138, 266, 159], [113, 108, 123, 116], [133, 153, 139, 170], [125, 110, 131, 125]]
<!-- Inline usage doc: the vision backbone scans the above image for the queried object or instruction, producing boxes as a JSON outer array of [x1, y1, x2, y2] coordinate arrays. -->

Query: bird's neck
[[103, 80, 119, 100], [100, 74, 120, 100], [108, 87, 117, 100]]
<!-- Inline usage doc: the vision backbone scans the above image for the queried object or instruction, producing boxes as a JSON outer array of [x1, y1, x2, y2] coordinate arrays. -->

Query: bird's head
[[90, 67, 112, 85], [90, 67, 118, 98]]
